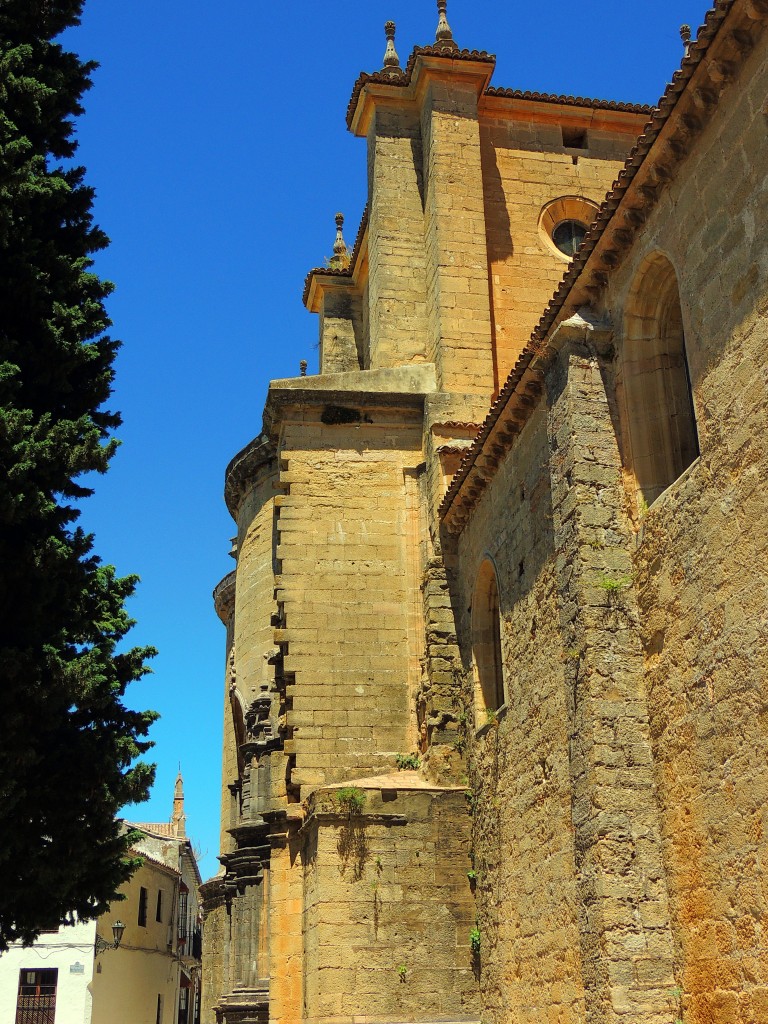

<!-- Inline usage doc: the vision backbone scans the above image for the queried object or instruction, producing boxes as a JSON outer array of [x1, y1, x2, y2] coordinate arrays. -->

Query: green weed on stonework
[[334, 787, 366, 815], [395, 752, 421, 771], [597, 574, 632, 593]]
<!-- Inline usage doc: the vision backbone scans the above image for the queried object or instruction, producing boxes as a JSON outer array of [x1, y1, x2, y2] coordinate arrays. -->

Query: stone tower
[[202, 2, 768, 1022], [200, 9, 647, 1022]]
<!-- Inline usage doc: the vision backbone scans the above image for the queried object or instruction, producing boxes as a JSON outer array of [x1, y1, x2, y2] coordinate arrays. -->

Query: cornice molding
[[224, 434, 277, 520]]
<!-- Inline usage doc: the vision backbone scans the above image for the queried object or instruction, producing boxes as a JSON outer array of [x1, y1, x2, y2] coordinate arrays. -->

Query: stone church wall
[[451, 402, 588, 1022], [275, 407, 425, 795], [446, 14, 768, 1023], [300, 785, 477, 1024], [599, 32, 768, 1023]]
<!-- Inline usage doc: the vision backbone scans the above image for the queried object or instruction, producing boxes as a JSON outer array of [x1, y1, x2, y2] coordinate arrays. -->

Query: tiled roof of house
[[135, 821, 175, 838]]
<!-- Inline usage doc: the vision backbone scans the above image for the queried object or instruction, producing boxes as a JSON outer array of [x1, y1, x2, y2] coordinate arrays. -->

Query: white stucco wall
[[0, 918, 96, 1024]]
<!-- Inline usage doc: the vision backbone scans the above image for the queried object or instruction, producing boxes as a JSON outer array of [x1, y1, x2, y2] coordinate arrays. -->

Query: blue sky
[[65, 0, 714, 880]]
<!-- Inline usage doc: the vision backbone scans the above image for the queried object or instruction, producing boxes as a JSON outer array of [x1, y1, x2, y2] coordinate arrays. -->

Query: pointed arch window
[[622, 253, 699, 506], [471, 560, 505, 715]]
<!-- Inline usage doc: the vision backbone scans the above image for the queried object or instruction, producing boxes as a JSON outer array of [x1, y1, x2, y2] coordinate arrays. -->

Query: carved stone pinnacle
[[436, 0, 457, 48], [333, 213, 346, 255], [680, 24, 692, 57], [383, 20, 400, 69]]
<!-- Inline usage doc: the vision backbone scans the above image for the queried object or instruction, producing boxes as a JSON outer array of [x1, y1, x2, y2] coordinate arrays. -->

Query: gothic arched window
[[471, 559, 505, 715], [622, 252, 699, 506]]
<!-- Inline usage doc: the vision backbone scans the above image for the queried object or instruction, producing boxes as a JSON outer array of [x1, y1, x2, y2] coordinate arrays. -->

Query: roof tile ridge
[[484, 86, 652, 114]]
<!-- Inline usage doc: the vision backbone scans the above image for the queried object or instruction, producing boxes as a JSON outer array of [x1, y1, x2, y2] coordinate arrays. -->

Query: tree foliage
[[0, 0, 157, 949]]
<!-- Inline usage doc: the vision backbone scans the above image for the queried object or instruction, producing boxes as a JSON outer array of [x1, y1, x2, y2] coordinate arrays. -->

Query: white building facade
[[0, 917, 96, 1024]]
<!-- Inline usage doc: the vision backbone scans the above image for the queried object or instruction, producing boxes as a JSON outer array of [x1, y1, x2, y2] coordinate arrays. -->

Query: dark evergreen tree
[[0, 0, 157, 949]]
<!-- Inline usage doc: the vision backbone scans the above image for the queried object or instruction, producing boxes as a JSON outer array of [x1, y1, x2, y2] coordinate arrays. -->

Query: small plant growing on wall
[[334, 786, 366, 815], [597, 574, 632, 593], [668, 985, 684, 1024], [397, 964, 407, 982], [395, 752, 421, 771], [469, 926, 481, 955]]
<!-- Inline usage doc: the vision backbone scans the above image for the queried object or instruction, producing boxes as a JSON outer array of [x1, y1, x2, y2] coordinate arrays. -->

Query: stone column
[[545, 317, 678, 1022]]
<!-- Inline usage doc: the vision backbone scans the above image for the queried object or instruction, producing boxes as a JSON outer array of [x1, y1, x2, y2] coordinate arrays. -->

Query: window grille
[[15, 969, 57, 1024], [138, 886, 148, 927], [178, 889, 189, 942]]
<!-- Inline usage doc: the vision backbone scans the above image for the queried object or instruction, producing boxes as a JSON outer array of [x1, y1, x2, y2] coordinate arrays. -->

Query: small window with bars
[[15, 968, 58, 1024], [178, 888, 189, 943], [138, 885, 148, 927], [156, 888, 164, 923]]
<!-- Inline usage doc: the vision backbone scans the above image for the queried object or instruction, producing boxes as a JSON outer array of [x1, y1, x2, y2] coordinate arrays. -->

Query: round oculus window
[[552, 219, 587, 258]]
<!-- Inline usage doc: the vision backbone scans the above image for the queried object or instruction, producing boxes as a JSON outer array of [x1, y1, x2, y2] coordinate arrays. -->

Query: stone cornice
[[440, 0, 762, 531], [347, 42, 650, 136], [261, 364, 437, 439], [346, 44, 496, 133], [213, 570, 236, 624], [224, 434, 277, 520]]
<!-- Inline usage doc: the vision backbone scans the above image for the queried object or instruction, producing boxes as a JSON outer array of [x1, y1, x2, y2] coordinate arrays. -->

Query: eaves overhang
[[346, 44, 496, 135], [224, 433, 276, 520]]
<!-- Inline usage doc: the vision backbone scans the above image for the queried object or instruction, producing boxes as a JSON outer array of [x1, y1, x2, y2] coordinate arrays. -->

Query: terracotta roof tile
[[135, 821, 174, 838], [485, 87, 651, 114]]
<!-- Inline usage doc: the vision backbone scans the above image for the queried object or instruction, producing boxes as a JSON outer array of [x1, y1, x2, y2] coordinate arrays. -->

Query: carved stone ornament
[[435, 0, 458, 50], [382, 20, 401, 72]]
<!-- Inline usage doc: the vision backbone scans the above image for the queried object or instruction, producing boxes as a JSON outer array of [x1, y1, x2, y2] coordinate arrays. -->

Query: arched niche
[[622, 252, 699, 506], [471, 559, 505, 715]]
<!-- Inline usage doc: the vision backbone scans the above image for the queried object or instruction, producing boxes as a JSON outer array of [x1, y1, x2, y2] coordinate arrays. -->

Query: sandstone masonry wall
[[367, 107, 429, 370], [452, 403, 586, 1023], [595, 31, 768, 1024], [276, 410, 425, 796], [480, 120, 628, 387], [301, 784, 477, 1024]]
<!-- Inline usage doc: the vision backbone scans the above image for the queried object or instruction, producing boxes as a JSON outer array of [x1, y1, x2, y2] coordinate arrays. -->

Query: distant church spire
[[171, 769, 187, 838]]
